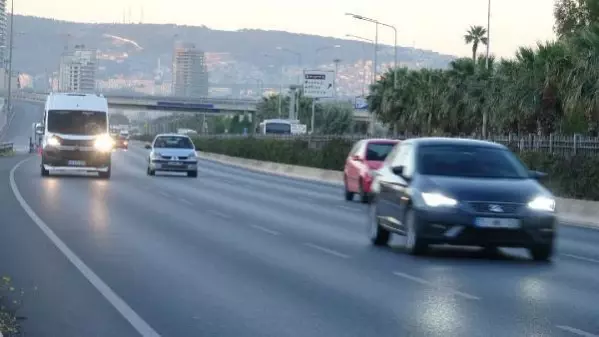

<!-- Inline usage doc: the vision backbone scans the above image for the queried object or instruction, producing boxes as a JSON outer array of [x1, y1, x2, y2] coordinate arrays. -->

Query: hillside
[[11, 15, 456, 82]]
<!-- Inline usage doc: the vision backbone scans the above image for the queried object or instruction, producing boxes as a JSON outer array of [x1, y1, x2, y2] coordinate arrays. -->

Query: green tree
[[554, 0, 599, 37], [366, 20, 599, 138], [464, 25, 488, 62]]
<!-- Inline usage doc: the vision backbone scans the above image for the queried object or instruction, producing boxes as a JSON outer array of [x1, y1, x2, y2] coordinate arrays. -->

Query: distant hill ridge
[[11, 14, 456, 79]]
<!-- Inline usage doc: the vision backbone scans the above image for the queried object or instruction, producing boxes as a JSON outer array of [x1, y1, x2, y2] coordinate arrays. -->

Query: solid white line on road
[[208, 209, 231, 219], [562, 253, 599, 264], [303, 243, 350, 259], [556, 325, 599, 337], [392, 271, 481, 301], [178, 198, 193, 206], [10, 158, 161, 337], [250, 224, 280, 236]]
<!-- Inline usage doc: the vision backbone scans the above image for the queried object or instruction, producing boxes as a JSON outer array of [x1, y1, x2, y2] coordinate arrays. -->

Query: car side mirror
[[144, 144, 151, 149], [391, 166, 404, 176], [529, 170, 547, 180], [351, 155, 362, 162]]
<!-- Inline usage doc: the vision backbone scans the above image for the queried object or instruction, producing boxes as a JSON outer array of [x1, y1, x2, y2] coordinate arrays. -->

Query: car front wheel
[[368, 200, 390, 246], [404, 208, 428, 255], [529, 243, 554, 262]]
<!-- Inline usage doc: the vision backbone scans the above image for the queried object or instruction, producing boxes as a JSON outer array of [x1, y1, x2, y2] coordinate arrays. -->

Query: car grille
[[59, 138, 95, 147], [468, 202, 523, 214], [160, 155, 189, 160]]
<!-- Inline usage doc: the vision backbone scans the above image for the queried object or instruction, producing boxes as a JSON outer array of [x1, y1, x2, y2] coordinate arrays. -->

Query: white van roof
[[46, 92, 108, 112]]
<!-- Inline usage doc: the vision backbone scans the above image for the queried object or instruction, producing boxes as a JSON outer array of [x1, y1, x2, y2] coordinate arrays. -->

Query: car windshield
[[154, 136, 194, 149], [417, 145, 529, 179], [265, 122, 291, 134], [47, 110, 107, 135], [365, 142, 396, 161]]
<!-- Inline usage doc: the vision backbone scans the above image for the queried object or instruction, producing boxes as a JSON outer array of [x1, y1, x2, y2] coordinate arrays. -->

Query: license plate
[[68, 160, 86, 166], [168, 161, 183, 166], [475, 217, 520, 229]]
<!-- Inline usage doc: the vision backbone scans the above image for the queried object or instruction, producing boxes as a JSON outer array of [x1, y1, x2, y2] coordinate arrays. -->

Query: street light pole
[[485, 0, 491, 70], [346, 34, 373, 96], [6, 0, 14, 114], [346, 13, 397, 88], [314, 45, 341, 68], [264, 53, 283, 117], [333, 58, 341, 100], [483, 0, 491, 138]]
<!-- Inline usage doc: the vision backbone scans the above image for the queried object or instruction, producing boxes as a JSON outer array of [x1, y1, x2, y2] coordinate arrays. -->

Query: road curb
[[197, 151, 599, 229]]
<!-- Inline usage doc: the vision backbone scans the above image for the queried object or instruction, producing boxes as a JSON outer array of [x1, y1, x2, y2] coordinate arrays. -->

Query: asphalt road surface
[[0, 102, 598, 336]]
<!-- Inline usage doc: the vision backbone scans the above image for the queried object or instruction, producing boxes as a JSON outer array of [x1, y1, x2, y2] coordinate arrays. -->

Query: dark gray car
[[368, 137, 556, 261]]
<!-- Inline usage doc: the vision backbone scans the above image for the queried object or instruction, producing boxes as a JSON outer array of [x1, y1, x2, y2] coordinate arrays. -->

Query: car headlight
[[421, 192, 458, 207], [188, 151, 197, 158], [94, 134, 114, 152], [527, 196, 555, 212], [151, 152, 160, 159], [46, 136, 60, 147]]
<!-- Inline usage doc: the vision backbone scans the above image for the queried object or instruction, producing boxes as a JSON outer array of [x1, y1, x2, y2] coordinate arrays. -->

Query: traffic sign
[[303, 70, 334, 98]]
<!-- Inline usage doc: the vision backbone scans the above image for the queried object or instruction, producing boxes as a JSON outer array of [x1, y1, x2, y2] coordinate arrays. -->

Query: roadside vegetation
[[0, 276, 24, 336], [133, 0, 599, 201]]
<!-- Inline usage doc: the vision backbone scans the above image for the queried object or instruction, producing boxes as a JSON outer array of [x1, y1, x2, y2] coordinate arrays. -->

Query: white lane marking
[[158, 191, 170, 198], [556, 325, 599, 337], [392, 271, 480, 301], [562, 253, 599, 264], [303, 243, 350, 259], [297, 196, 312, 203], [208, 209, 230, 219], [10, 158, 160, 337], [250, 224, 280, 236]]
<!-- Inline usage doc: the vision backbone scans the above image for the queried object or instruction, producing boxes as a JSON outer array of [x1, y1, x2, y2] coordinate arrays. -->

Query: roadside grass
[[0, 276, 25, 336]]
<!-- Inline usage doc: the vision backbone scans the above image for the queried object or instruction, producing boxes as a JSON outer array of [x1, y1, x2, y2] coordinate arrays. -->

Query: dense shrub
[[133, 135, 599, 200]]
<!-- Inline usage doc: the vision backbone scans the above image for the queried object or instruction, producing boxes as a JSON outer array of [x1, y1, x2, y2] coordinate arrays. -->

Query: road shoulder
[[0, 155, 140, 336]]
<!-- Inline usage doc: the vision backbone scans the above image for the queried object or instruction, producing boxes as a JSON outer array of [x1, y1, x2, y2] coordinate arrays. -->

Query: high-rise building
[[0, 0, 7, 71], [172, 42, 209, 97], [58, 45, 98, 93]]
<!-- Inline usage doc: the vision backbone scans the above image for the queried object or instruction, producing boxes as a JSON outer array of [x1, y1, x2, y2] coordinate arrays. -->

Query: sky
[[14, 0, 556, 58]]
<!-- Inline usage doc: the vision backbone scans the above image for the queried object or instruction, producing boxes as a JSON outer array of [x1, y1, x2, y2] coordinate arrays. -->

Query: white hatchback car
[[145, 133, 198, 177]]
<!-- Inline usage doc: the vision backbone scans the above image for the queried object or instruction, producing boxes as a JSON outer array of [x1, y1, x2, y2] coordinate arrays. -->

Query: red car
[[343, 138, 399, 203]]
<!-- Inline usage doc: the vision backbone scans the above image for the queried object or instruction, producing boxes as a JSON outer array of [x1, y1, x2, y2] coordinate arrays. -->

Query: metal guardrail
[[183, 133, 599, 155], [0, 142, 13, 154]]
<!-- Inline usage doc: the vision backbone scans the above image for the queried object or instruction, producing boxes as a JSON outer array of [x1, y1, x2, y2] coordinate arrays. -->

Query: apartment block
[[58, 45, 98, 93], [172, 42, 209, 97]]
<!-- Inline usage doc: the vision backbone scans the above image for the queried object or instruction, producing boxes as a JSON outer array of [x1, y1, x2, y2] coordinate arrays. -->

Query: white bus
[[40, 93, 113, 178], [257, 119, 292, 134]]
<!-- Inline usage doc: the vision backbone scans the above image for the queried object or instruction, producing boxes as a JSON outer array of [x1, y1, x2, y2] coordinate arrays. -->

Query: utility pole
[[333, 58, 341, 100], [6, 0, 14, 115]]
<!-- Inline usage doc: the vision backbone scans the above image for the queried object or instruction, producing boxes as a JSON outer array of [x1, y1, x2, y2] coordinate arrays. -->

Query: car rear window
[[365, 142, 396, 161]]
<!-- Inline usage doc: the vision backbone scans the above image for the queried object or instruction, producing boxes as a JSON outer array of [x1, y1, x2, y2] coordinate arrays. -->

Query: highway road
[[0, 102, 598, 336]]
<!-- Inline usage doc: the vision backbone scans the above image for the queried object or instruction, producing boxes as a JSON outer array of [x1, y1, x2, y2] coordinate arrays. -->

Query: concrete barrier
[[197, 151, 599, 229], [198, 152, 344, 185]]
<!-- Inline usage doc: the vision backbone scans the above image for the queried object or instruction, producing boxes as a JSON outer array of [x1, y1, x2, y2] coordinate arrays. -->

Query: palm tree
[[464, 25, 488, 62]]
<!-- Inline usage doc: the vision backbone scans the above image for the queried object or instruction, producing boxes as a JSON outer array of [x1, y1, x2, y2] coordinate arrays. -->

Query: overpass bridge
[[10, 91, 373, 122], [11, 91, 260, 114]]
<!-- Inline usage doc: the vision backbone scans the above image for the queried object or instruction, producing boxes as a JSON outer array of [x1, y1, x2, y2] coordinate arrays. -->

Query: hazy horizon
[[14, 0, 556, 58]]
